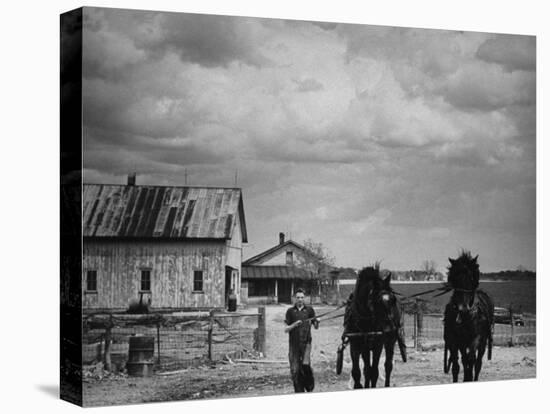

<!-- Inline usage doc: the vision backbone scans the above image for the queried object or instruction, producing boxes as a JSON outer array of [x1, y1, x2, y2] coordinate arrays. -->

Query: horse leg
[[362, 349, 372, 388], [474, 340, 486, 381], [384, 338, 395, 387], [450, 346, 460, 383], [370, 342, 383, 388], [462, 347, 474, 382], [350, 340, 363, 389]]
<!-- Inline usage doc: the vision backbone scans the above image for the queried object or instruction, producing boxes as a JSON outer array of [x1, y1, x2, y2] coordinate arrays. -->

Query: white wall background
[[1, 0, 547, 413]]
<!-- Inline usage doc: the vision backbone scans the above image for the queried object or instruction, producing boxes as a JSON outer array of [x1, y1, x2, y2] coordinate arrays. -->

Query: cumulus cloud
[[476, 35, 536, 72], [83, 8, 272, 73], [81, 8, 536, 271], [439, 62, 535, 111]]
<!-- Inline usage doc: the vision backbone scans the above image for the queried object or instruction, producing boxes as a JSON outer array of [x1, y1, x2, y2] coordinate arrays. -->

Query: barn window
[[286, 251, 294, 265], [86, 270, 97, 292], [140, 269, 151, 292], [193, 270, 204, 292]]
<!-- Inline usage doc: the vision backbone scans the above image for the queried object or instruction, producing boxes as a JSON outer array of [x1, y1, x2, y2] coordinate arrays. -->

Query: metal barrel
[[126, 336, 155, 377], [228, 294, 237, 312]]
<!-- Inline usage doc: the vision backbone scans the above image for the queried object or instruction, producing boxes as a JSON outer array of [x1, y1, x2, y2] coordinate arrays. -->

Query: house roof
[[243, 240, 316, 265], [242, 265, 315, 280], [82, 184, 247, 241]]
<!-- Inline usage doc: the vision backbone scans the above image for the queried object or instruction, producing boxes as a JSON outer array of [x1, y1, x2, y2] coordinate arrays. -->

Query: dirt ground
[[83, 305, 536, 407]]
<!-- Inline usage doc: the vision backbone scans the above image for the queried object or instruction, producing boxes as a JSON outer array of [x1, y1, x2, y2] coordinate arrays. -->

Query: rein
[[301, 303, 347, 323], [399, 284, 451, 299], [395, 285, 477, 301]]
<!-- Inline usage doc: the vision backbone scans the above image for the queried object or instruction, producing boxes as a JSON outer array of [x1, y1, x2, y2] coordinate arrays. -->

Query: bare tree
[[294, 239, 336, 303], [297, 238, 335, 277], [421, 259, 437, 280]]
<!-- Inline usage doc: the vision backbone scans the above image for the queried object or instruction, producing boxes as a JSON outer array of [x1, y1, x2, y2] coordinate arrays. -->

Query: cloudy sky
[[82, 7, 536, 272]]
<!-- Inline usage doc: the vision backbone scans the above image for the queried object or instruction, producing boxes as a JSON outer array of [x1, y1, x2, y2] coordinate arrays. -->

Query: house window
[[193, 270, 204, 292], [140, 269, 151, 292], [86, 270, 97, 292], [286, 251, 294, 265]]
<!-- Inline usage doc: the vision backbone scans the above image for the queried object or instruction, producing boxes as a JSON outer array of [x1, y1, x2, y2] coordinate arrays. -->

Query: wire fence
[[402, 311, 536, 350], [83, 308, 266, 372]]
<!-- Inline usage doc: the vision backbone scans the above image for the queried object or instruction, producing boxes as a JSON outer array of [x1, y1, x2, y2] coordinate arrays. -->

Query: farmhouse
[[82, 177, 248, 312], [242, 233, 327, 304]]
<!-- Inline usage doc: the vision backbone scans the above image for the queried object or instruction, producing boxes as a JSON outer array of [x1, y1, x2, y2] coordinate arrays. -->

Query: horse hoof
[[353, 384, 363, 389]]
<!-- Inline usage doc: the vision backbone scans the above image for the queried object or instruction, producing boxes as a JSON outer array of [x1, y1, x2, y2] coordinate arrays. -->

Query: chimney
[[279, 232, 285, 245], [127, 173, 136, 186]]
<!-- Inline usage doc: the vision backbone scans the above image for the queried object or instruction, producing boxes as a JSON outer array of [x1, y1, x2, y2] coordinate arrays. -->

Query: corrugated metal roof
[[82, 184, 247, 241], [242, 265, 315, 280]]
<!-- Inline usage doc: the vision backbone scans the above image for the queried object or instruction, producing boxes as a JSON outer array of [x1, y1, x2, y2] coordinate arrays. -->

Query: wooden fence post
[[509, 304, 515, 346], [413, 310, 418, 350], [103, 315, 113, 371], [417, 300, 424, 351], [207, 310, 214, 361], [257, 306, 266, 356]]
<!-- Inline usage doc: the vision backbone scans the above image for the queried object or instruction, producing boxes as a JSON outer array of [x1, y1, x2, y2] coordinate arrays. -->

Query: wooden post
[[156, 322, 161, 366], [207, 310, 214, 360], [417, 299, 424, 351], [509, 304, 515, 346], [257, 306, 266, 356], [274, 279, 278, 301], [413, 310, 418, 350], [103, 315, 113, 371]]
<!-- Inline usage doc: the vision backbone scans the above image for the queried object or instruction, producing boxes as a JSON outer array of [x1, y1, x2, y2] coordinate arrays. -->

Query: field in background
[[338, 280, 536, 314]]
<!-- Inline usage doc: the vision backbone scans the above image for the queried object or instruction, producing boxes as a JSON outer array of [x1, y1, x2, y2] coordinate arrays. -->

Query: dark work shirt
[[285, 304, 316, 347]]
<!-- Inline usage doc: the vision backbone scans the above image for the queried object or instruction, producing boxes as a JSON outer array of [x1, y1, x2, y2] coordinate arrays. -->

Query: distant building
[[81, 176, 248, 312], [242, 233, 325, 304], [390, 270, 446, 282]]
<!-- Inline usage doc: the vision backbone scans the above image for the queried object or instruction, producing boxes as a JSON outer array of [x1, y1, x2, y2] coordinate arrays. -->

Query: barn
[[242, 233, 323, 304], [82, 178, 248, 312]]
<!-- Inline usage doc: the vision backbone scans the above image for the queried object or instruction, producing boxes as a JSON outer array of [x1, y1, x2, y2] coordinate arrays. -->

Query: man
[[284, 288, 319, 392]]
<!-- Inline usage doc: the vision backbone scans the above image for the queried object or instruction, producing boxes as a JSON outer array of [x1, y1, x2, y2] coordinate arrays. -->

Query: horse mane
[[356, 264, 379, 286], [347, 263, 397, 332], [447, 250, 480, 290]]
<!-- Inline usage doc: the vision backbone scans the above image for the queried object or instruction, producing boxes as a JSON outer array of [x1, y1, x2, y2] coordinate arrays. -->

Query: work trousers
[[289, 342, 312, 392]]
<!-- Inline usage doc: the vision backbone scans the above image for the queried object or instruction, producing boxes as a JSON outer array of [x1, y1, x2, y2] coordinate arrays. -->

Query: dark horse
[[443, 252, 494, 382], [342, 266, 406, 388]]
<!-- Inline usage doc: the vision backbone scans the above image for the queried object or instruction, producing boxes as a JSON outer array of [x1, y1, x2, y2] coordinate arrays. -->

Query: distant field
[[338, 280, 536, 314]]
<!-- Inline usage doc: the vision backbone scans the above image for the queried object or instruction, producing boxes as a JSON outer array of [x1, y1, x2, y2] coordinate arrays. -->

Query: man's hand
[[284, 319, 303, 333], [313, 318, 320, 329]]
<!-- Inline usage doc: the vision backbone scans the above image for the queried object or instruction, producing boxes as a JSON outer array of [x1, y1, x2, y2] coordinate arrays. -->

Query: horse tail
[[443, 342, 449, 374], [397, 327, 407, 363], [477, 289, 494, 361], [487, 325, 493, 361]]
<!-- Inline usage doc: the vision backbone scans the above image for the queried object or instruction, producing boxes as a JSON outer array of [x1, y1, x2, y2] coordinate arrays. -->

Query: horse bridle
[[350, 288, 397, 329]]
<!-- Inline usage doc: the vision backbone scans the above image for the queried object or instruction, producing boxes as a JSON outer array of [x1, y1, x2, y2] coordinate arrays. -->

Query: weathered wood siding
[[225, 214, 243, 303], [83, 240, 227, 310]]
